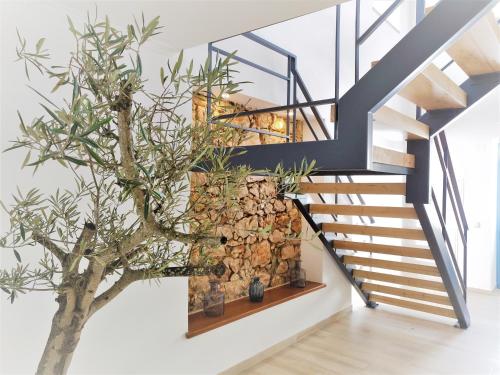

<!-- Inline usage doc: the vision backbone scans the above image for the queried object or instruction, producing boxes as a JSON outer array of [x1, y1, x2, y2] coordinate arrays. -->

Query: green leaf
[[171, 50, 183, 80], [160, 67, 166, 85], [40, 104, 64, 127], [3, 141, 30, 153], [81, 116, 112, 136], [1, 287, 10, 295], [64, 155, 87, 166], [143, 192, 150, 219], [21, 150, 31, 168], [13, 249, 21, 262], [136, 54, 142, 76], [72, 76, 79, 104], [35, 38, 45, 53], [84, 145, 105, 167], [17, 111, 26, 133], [67, 16, 78, 36], [77, 136, 100, 149]]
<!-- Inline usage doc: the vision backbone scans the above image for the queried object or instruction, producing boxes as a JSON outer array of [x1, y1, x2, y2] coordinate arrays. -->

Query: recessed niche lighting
[[274, 117, 286, 131]]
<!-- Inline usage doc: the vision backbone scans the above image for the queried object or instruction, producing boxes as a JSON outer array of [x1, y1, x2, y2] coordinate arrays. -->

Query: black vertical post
[[355, 0, 360, 83], [415, 0, 425, 119], [207, 43, 213, 124], [292, 58, 297, 143], [334, 4, 341, 139], [286, 56, 291, 142], [464, 230, 467, 302], [442, 147, 448, 224]]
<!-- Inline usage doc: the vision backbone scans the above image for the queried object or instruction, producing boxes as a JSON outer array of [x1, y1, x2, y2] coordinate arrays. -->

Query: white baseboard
[[219, 305, 352, 375]]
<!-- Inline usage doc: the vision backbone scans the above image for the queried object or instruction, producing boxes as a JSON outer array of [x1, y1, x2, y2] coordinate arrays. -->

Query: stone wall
[[189, 96, 304, 312]]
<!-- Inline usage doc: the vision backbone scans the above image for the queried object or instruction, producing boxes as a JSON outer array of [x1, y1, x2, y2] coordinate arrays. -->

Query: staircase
[[298, 180, 458, 321], [208, 0, 500, 329]]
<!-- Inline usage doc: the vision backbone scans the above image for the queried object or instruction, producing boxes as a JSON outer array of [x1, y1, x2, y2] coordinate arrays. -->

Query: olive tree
[[0, 14, 308, 375]]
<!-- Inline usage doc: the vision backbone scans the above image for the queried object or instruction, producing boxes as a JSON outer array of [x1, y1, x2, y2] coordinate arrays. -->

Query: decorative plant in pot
[[0, 14, 311, 375]]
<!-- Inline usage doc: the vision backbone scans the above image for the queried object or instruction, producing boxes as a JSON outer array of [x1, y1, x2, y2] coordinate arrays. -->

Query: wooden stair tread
[[299, 182, 406, 195], [369, 294, 456, 319], [429, 9, 500, 75], [373, 146, 415, 168], [373, 106, 429, 140], [353, 269, 446, 292], [372, 60, 467, 110], [309, 204, 417, 219], [334, 239, 432, 259], [399, 63, 467, 110], [362, 282, 451, 306], [343, 255, 440, 276], [322, 222, 426, 241]]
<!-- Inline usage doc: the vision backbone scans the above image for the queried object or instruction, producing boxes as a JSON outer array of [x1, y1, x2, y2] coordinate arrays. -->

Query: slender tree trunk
[[36, 293, 88, 375]]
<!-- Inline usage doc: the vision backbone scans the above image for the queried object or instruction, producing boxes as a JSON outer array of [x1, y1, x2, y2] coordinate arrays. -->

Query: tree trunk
[[36, 293, 88, 375]]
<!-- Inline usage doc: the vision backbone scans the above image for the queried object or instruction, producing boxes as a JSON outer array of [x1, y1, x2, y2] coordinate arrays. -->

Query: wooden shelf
[[186, 281, 326, 338]]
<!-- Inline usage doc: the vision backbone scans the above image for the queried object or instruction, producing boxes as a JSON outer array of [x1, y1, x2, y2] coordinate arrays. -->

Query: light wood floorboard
[[238, 291, 500, 375]]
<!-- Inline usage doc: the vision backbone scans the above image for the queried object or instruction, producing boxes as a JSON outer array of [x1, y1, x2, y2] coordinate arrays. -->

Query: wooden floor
[[239, 290, 500, 375]]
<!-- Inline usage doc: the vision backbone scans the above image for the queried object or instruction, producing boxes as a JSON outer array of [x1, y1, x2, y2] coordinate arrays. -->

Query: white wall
[[445, 121, 499, 292], [0, 2, 411, 374]]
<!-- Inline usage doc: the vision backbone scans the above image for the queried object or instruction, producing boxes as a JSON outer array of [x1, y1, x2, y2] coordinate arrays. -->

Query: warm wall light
[[221, 93, 230, 99], [274, 117, 285, 131]]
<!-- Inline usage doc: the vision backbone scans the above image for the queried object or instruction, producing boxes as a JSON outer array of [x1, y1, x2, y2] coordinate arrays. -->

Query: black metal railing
[[208, 30, 336, 143], [206, 4, 378, 226], [432, 131, 468, 300]]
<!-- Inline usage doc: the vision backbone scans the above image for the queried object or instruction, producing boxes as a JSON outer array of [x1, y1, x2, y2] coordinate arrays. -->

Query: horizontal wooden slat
[[373, 146, 415, 168], [373, 106, 429, 140], [343, 255, 440, 276], [353, 269, 446, 292], [369, 294, 456, 319], [362, 282, 451, 306], [310, 204, 417, 219], [323, 223, 426, 240], [334, 240, 433, 259], [299, 182, 406, 195]]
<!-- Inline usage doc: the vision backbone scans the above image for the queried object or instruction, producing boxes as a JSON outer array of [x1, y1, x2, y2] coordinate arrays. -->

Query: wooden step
[[369, 294, 456, 319], [353, 269, 446, 292], [362, 282, 451, 306], [372, 146, 415, 168], [299, 182, 406, 195], [343, 255, 440, 276], [309, 204, 417, 219], [399, 63, 467, 110], [372, 60, 466, 110], [373, 106, 429, 140], [429, 9, 500, 75], [322, 223, 426, 241], [334, 240, 433, 259]]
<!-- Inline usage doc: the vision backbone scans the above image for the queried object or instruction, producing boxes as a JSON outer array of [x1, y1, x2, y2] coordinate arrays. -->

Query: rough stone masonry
[[188, 96, 304, 312]]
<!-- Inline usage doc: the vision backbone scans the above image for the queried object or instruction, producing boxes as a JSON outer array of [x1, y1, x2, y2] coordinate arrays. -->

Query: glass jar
[[289, 260, 306, 288], [249, 277, 264, 302], [203, 280, 225, 317]]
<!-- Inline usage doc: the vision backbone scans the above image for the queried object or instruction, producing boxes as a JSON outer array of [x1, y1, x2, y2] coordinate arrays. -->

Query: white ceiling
[[32, 0, 348, 54]]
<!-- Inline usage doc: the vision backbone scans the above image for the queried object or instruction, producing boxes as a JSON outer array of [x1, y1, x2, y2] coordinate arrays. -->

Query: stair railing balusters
[[432, 133, 468, 301]]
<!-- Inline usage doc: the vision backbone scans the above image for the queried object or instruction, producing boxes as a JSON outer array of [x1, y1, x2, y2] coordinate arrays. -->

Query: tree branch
[[88, 268, 142, 316], [89, 263, 226, 316], [72, 222, 96, 257], [32, 231, 67, 264]]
